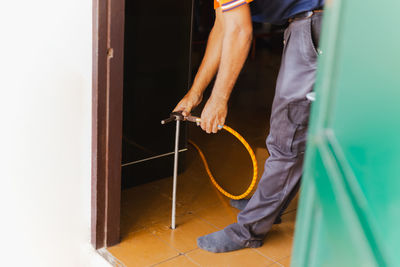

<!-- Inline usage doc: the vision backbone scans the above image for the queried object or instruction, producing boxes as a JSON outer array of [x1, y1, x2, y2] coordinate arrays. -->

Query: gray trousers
[[225, 13, 323, 247]]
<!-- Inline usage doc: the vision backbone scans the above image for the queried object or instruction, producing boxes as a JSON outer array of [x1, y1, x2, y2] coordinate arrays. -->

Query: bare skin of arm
[[174, 5, 253, 133], [173, 10, 225, 116]]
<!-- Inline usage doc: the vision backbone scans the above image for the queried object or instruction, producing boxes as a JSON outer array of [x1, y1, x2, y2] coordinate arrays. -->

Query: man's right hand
[[173, 91, 203, 117]]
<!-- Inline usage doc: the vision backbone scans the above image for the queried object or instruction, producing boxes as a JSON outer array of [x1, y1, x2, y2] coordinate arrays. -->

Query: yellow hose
[[188, 125, 258, 200]]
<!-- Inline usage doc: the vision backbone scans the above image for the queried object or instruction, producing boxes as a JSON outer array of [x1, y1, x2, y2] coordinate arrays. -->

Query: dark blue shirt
[[250, 0, 324, 24]]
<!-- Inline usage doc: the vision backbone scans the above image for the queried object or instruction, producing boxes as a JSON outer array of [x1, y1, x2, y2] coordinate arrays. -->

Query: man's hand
[[173, 91, 203, 117], [200, 95, 228, 133]]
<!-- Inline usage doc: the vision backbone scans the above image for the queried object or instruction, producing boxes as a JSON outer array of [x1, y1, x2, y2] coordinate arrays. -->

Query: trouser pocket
[[268, 98, 311, 155], [288, 99, 311, 153]]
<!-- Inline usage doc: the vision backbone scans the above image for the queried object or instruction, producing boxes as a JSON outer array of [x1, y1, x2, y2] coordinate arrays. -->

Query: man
[[174, 0, 324, 253]]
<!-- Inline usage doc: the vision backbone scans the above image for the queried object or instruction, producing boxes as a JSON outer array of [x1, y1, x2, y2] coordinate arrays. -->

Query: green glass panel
[[293, 0, 400, 266]]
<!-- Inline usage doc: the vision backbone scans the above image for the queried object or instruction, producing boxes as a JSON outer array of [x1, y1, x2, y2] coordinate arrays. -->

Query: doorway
[[92, 0, 298, 265]]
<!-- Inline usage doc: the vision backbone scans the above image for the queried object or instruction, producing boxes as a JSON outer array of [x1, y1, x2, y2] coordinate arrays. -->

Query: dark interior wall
[[122, 0, 194, 188], [121, 0, 285, 188]]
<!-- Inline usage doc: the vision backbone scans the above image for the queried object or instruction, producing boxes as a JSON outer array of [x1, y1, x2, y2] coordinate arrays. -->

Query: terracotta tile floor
[[108, 134, 298, 267]]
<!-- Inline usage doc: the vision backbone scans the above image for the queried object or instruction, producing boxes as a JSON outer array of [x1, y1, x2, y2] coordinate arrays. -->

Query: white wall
[[0, 1, 110, 266]]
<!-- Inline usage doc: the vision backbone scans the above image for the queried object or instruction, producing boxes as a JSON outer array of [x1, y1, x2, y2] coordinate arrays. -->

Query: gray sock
[[230, 199, 282, 224], [197, 229, 245, 253]]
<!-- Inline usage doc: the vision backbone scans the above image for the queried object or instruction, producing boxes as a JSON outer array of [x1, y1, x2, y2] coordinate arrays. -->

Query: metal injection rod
[[171, 119, 180, 229], [161, 112, 226, 229], [161, 112, 184, 230]]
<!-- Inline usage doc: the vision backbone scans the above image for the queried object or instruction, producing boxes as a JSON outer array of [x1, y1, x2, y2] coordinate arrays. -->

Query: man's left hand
[[200, 96, 228, 134]]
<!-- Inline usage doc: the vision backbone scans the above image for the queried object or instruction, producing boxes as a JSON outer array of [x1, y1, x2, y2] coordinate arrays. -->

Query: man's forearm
[[211, 7, 253, 104], [189, 14, 224, 97], [199, 5, 252, 133]]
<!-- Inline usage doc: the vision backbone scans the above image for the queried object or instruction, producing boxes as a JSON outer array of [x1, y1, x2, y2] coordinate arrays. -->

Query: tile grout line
[[144, 226, 182, 265], [183, 247, 201, 254], [195, 214, 224, 230], [184, 250, 203, 267], [117, 226, 181, 267], [184, 248, 203, 267], [148, 254, 182, 267], [143, 223, 207, 267], [257, 248, 292, 264], [125, 184, 230, 229], [149, 248, 203, 267], [251, 248, 278, 264], [277, 255, 291, 267], [190, 198, 238, 230]]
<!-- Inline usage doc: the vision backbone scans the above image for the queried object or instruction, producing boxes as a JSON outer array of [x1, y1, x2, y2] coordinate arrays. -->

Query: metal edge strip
[[121, 148, 188, 167]]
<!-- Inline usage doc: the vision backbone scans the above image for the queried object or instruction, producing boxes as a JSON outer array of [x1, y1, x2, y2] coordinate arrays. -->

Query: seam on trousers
[[250, 165, 294, 235], [280, 162, 294, 204], [298, 18, 318, 63], [308, 18, 319, 56]]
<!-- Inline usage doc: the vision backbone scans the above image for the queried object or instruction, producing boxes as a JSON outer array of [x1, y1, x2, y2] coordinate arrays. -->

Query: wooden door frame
[[91, 0, 125, 249]]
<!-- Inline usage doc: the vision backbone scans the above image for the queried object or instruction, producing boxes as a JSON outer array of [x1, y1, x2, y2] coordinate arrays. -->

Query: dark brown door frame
[[91, 0, 125, 249]]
